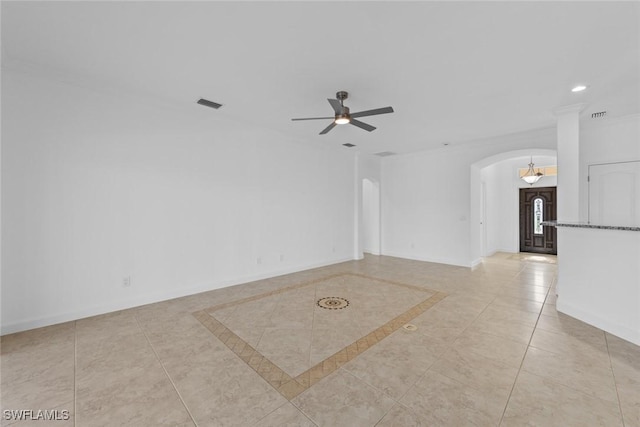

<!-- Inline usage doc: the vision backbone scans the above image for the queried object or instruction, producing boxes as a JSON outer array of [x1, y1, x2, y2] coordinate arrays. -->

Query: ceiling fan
[[292, 91, 394, 135]]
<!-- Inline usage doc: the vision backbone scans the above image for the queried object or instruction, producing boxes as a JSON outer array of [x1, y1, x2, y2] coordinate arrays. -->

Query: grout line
[[253, 400, 319, 427], [497, 280, 551, 426], [134, 314, 199, 427], [288, 399, 320, 427], [339, 367, 402, 423], [604, 333, 627, 427], [307, 283, 319, 370]]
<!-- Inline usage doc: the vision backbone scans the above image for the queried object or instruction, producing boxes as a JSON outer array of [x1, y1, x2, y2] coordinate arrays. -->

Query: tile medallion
[[193, 273, 446, 400]]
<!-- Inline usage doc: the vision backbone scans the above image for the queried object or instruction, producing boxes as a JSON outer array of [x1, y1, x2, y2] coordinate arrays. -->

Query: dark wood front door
[[519, 187, 557, 255]]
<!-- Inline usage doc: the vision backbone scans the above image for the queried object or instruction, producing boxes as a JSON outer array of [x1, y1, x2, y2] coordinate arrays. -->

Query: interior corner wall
[[381, 128, 556, 267], [1, 69, 356, 334]]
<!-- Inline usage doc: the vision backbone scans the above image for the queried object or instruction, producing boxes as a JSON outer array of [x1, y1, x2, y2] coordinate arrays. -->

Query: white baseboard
[[1, 256, 355, 335], [470, 258, 483, 268], [557, 299, 640, 346]]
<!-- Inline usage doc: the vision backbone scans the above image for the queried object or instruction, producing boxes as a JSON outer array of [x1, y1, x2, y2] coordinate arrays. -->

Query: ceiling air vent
[[342, 143, 356, 148], [591, 111, 607, 119], [197, 98, 222, 109], [374, 151, 397, 157]]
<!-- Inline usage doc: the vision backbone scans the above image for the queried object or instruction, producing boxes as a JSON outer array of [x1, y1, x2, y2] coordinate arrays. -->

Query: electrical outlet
[[123, 276, 131, 287], [279, 254, 284, 262], [257, 257, 262, 265]]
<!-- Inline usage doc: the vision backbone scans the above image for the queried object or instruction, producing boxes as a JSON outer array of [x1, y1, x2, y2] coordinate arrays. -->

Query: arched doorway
[[362, 178, 381, 255], [470, 149, 557, 264]]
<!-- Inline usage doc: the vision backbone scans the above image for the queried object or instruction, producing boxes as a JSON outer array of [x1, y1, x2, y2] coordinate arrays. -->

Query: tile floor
[[1, 253, 639, 426]]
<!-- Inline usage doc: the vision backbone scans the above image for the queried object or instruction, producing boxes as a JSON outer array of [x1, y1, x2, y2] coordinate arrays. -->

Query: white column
[[554, 104, 585, 222]]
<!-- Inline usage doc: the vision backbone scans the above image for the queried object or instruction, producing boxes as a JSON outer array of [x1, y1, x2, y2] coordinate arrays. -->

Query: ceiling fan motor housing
[[336, 91, 349, 101], [336, 106, 350, 120]]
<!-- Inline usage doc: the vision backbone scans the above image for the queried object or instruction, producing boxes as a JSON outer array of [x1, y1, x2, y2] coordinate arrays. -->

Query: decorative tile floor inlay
[[193, 273, 446, 400], [316, 297, 349, 310]]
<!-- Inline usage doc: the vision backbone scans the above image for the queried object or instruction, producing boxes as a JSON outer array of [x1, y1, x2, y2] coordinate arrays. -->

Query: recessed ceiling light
[[571, 85, 587, 93]]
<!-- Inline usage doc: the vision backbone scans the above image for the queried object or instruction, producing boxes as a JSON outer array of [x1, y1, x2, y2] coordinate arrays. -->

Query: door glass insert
[[533, 198, 544, 234]]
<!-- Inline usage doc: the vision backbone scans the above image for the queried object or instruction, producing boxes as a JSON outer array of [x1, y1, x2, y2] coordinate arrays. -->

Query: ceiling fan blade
[[327, 98, 343, 114], [319, 122, 337, 135], [291, 117, 334, 121], [350, 119, 376, 132], [350, 106, 394, 118]]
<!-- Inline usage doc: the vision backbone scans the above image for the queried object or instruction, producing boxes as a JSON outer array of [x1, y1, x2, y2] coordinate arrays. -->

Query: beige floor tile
[[341, 330, 442, 399], [1, 370, 74, 424], [257, 328, 313, 355], [464, 316, 534, 344], [529, 327, 609, 364], [475, 304, 539, 328], [1, 323, 75, 421], [607, 333, 640, 375], [1, 336, 74, 389], [536, 312, 607, 347], [76, 363, 194, 427], [489, 295, 543, 314], [545, 292, 558, 305], [375, 403, 428, 427], [521, 346, 619, 404], [616, 379, 640, 427], [9, 253, 639, 427], [452, 330, 528, 368], [540, 302, 563, 318], [254, 403, 317, 427], [292, 369, 395, 427], [168, 354, 287, 426], [606, 334, 640, 427], [501, 371, 623, 427], [309, 326, 368, 365], [400, 370, 506, 426], [430, 347, 518, 401], [1, 322, 75, 355], [497, 285, 548, 303]]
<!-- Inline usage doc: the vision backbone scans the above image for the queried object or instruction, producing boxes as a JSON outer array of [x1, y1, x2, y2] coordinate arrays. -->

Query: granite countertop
[[541, 220, 640, 232]]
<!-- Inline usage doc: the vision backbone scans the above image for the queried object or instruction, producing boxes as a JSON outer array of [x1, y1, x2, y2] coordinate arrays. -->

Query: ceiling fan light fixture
[[335, 115, 350, 125]]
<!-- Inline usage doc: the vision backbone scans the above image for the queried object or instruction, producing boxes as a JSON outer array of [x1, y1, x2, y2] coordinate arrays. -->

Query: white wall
[[555, 113, 640, 345], [482, 156, 557, 255], [382, 128, 556, 267], [579, 114, 640, 222], [557, 227, 640, 345], [1, 68, 356, 334]]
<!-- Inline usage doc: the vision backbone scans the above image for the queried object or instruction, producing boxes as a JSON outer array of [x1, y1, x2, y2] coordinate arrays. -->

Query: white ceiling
[[2, 1, 639, 154]]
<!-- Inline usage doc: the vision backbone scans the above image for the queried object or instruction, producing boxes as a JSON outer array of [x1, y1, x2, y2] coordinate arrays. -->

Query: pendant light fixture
[[521, 157, 544, 185]]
